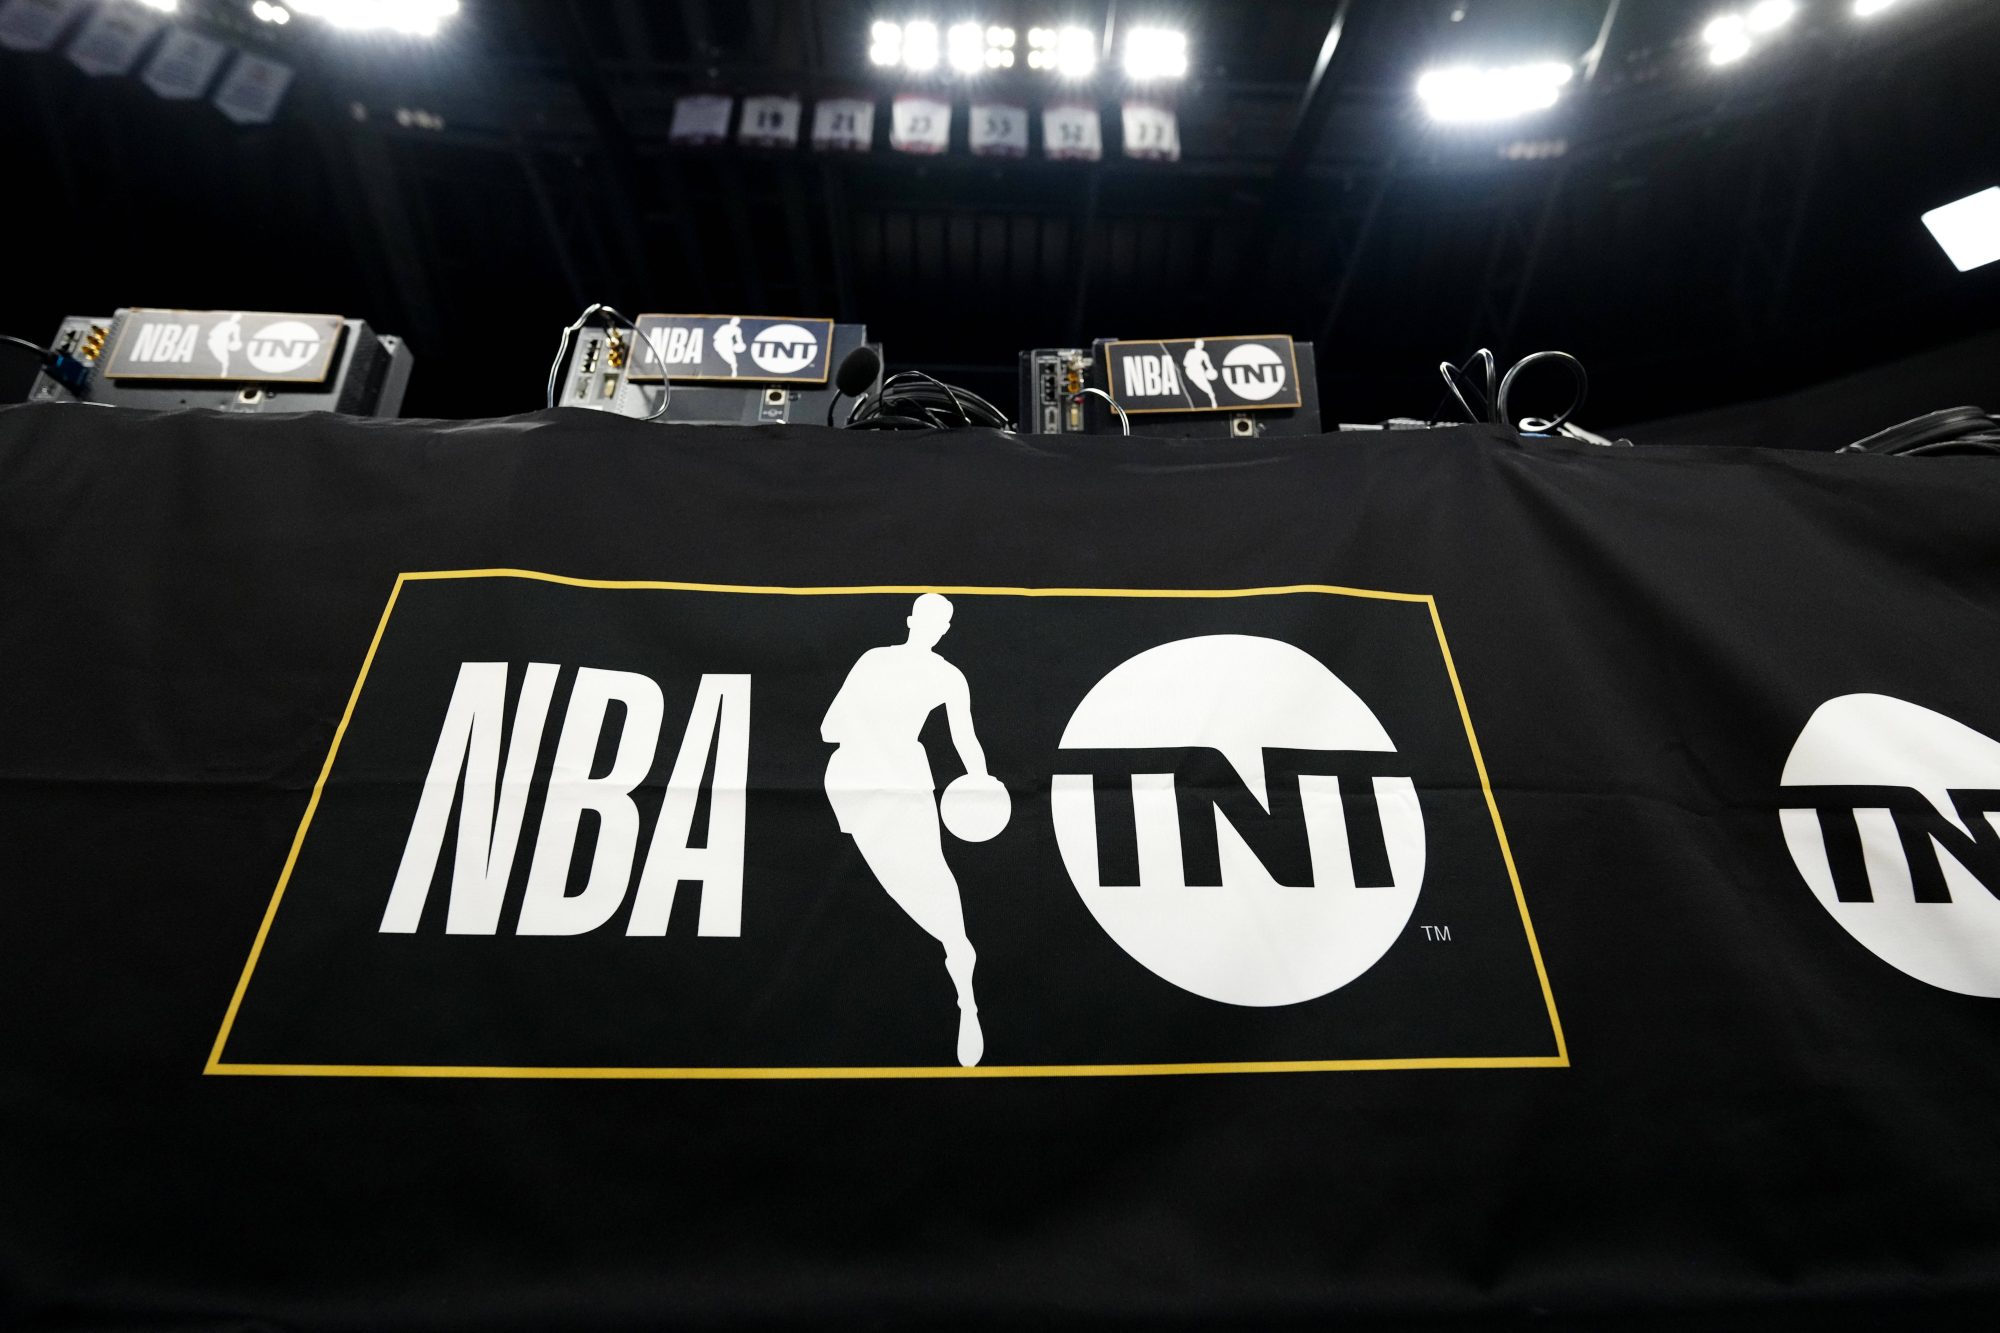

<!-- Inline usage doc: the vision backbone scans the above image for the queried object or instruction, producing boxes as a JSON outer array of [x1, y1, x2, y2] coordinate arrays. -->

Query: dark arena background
[[2, 0, 1998, 432], [7, 4, 2000, 1331]]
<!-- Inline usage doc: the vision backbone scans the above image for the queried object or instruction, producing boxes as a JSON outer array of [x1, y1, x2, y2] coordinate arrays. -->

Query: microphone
[[828, 344, 882, 425]]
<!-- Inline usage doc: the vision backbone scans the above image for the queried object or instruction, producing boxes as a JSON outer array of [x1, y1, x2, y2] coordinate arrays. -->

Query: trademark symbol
[[1420, 925, 1452, 942]]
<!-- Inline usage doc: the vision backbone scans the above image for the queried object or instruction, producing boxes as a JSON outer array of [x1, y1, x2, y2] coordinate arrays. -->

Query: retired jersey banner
[[4, 406, 2000, 1327]]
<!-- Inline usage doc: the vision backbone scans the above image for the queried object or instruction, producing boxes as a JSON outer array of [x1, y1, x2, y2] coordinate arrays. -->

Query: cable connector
[[44, 351, 93, 393]]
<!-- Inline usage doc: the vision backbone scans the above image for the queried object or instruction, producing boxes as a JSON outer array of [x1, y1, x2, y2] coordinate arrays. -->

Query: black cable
[[844, 370, 1011, 431], [1433, 347, 1589, 436], [1435, 349, 1498, 424], [1842, 406, 2000, 457], [1497, 350, 1587, 434], [1902, 437, 2000, 457]]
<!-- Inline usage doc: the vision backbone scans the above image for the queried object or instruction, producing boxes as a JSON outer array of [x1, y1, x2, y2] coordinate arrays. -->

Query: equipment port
[[605, 328, 627, 369], [1230, 415, 1256, 437], [580, 336, 601, 374], [601, 375, 618, 398], [764, 387, 788, 406], [574, 373, 590, 400]]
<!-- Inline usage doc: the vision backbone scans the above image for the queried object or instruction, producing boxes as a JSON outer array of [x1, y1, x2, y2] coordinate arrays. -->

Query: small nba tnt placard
[[627, 315, 833, 384], [1100, 335, 1303, 414], [101, 310, 344, 383]]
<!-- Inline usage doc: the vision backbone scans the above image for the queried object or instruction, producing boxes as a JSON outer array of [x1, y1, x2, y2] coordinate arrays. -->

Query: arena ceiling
[[4, 0, 1998, 427]]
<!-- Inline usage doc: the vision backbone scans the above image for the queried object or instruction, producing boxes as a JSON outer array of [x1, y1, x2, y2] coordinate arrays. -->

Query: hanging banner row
[[669, 93, 1181, 163], [0, 0, 292, 124], [0, 0, 294, 125]]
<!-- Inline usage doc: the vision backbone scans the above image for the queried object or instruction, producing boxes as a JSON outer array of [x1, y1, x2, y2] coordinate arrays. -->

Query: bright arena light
[[1123, 27, 1188, 80], [1702, 15, 1754, 64], [874, 18, 1015, 73], [289, 0, 460, 37], [899, 19, 940, 71], [1853, 0, 1906, 14], [1029, 24, 1096, 77], [985, 25, 1016, 68], [250, 1, 292, 22], [869, 20, 902, 66], [134, 0, 177, 12], [1702, 1, 1796, 65], [1921, 187, 2000, 272], [1415, 61, 1574, 124], [1745, 0, 1798, 32], [947, 21, 984, 72]]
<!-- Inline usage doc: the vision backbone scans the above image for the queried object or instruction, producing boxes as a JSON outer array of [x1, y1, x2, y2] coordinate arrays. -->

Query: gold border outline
[[207, 571, 1567, 1079]]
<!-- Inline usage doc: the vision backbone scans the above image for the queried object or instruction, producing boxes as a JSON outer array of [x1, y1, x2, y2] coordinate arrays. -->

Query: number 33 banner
[[969, 102, 1028, 158]]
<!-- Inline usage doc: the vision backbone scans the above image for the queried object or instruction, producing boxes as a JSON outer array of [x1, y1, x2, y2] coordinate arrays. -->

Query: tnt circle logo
[[1779, 693, 2000, 997], [1049, 634, 1426, 1006], [749, 322, 820, 376], [1220, 343, 1287, 402], [245, 319, 325, 375]]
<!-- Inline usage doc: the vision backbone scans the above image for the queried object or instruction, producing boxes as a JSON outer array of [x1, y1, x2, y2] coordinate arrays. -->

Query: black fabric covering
[[2, 404, 1999, 1330]]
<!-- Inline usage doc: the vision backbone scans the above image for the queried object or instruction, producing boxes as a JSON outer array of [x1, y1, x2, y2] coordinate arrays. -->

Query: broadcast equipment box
[[560, 314, 881, 425], [1019, 335, 1321, 438], [27, 309, 412, 416]]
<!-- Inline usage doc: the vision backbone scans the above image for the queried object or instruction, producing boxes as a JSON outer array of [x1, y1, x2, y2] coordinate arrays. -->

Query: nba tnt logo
[[1780, 693, 2000, 998], [749, 323, 819, 375], [1050, 635, 1425, 1007], [1219, 343, 1287, 401]]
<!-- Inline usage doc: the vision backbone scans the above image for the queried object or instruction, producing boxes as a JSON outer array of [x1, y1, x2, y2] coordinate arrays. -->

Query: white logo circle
[[1220, 343, 1287, 402], [1779, 693, 2000, 997], [1050, 635, 1425, 1007], [748, 323, 819, 375], [245, 320, 324, 374], [941, 772, 1011, 843]]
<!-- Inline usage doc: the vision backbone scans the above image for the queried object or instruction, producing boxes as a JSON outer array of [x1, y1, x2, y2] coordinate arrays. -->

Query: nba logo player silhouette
[[821, 594, 1011, 1066]]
